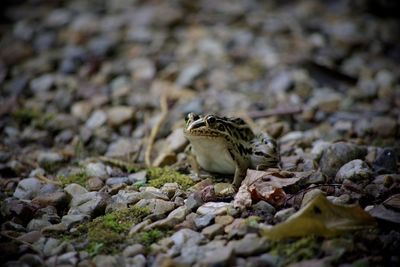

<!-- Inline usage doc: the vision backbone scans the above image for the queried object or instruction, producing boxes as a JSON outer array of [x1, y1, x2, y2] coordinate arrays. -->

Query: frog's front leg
[[185, 144, 200, 174]]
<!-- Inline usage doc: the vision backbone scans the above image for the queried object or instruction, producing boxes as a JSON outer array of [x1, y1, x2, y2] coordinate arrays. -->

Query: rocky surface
[[1, 0, 399, 266]]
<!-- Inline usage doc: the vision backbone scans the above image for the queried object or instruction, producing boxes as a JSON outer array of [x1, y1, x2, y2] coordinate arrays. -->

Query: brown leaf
[[262, 192, 376, 239], [236, 169, 305, 207]]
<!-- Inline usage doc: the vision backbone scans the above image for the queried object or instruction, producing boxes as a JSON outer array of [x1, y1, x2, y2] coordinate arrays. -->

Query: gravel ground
[[1, 0, 399, 266]]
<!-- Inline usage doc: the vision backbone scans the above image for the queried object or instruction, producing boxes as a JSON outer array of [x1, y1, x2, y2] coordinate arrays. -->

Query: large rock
[[319, 142, 367, 179]]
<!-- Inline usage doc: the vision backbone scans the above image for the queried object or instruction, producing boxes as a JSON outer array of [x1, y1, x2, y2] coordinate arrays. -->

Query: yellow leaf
[[262, 192, 376, 240]]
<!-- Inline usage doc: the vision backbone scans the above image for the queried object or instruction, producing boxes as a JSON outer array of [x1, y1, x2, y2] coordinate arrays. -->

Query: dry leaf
[[234, 169, 304, 208], [262, 192, 376, 239]]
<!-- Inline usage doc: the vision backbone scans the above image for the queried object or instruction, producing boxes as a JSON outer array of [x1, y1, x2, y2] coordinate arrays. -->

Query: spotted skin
[[184, 113, 280, 188]]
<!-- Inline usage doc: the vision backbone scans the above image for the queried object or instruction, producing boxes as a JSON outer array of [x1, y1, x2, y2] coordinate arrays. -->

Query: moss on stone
[[58, 171, 89, 187], [86, 242, 105, 257], [12, 108, 40, 125], [147, 167, 194, 190], [269, 236, 321, 266], [85, 206, 151, 244], [133, 229, 170, 248]]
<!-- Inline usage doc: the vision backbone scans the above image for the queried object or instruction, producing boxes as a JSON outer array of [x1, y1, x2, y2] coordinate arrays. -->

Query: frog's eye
[[185, 113, 199, 122], [206, 116, 216, 124], [184, 113, 190, 122]]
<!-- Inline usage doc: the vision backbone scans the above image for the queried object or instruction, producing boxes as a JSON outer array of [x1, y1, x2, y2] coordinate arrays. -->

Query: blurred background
[[0, 0, 399, 165]]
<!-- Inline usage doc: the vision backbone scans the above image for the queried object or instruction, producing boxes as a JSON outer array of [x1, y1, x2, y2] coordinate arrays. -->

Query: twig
[[247, 106, 303, 120], [36, 174, 62, 186], [145, 94, 169, 167]]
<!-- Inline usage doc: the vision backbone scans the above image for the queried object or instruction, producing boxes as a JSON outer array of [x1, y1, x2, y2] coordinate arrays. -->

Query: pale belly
[[191, 140, 236, 174]]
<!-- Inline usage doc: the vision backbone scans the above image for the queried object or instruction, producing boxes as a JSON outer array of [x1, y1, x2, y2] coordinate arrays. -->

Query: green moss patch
[[269, 236, 321, 266], [133, 229, 170, 248], [147, 167, 194, 190], [58, 171, 89, 187], [85, 206, 151, 244], [12, 108, 40, 125], [72, 206, 151, 255]]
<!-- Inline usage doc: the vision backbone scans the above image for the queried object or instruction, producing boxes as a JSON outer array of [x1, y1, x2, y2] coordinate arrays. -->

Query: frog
[[183, 113, 280, 188]]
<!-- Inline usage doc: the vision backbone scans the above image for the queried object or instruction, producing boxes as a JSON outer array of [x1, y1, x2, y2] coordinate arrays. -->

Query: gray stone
[[274, 208, 296, 223], [319, 142, 367, 178], [197, 202, 233, 216], [327, 194, 351, 205], [64, 183, 88, 197], [170, 228, 205, 251], [93, 255, 124, 267], [69, 191, 110, 217], [128, 58, 156, 80], [107, 106, 134, 126], [139, 187, 169, 200], [123, 244, 145, 258], [57, 251, 78, 265], [125, 254, 146, 267], [200, 245, 234, 267], [128, 171, 147, 184], [251, 201, 276, 222], [177, 63, 203, 86], [18, 253, 44, 267], [85, 162, 108, 179], [245, 253, 282, 267], [17, 231, 42, 244], [134, 199, 175, 215], [201, 223, 224, 239], [310, 140, 331, 160], [71, 101, 93, 121], [145, 205, 190, 230], [32, 192, 69, 209], [335, 159, 372, 182], [30, 74, 55, 93], [269, 71, 293, 93], [41, 237, 61, 257], [87, 177, 104, 191], [229, 233, 270, 257], [41, 223, 68, 235], [61, 214, 89, 229], [37, 151, 64, 165], [106, 138, 139, 157], [107, 190, 141, 211], [185, 192, 204, 211], [373, 148, 398, 174], [106, 177, 130, 186], [13, 178, 42, 200], [307, 87, 342, 112], [129, 219, 152, 235], [161, 182, 180, 199], [194, 213, 215, 229], [371, 116, 397, 137], [85, 110, 107, 129]]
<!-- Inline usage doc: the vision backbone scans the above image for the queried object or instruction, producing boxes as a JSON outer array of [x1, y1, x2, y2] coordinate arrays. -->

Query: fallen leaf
[[234, 169, 305, 208], [383, 194, 400, 211], [368, 204, 400, 224], [249, 184, 286, 207], [262, 192, 376, 239]]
